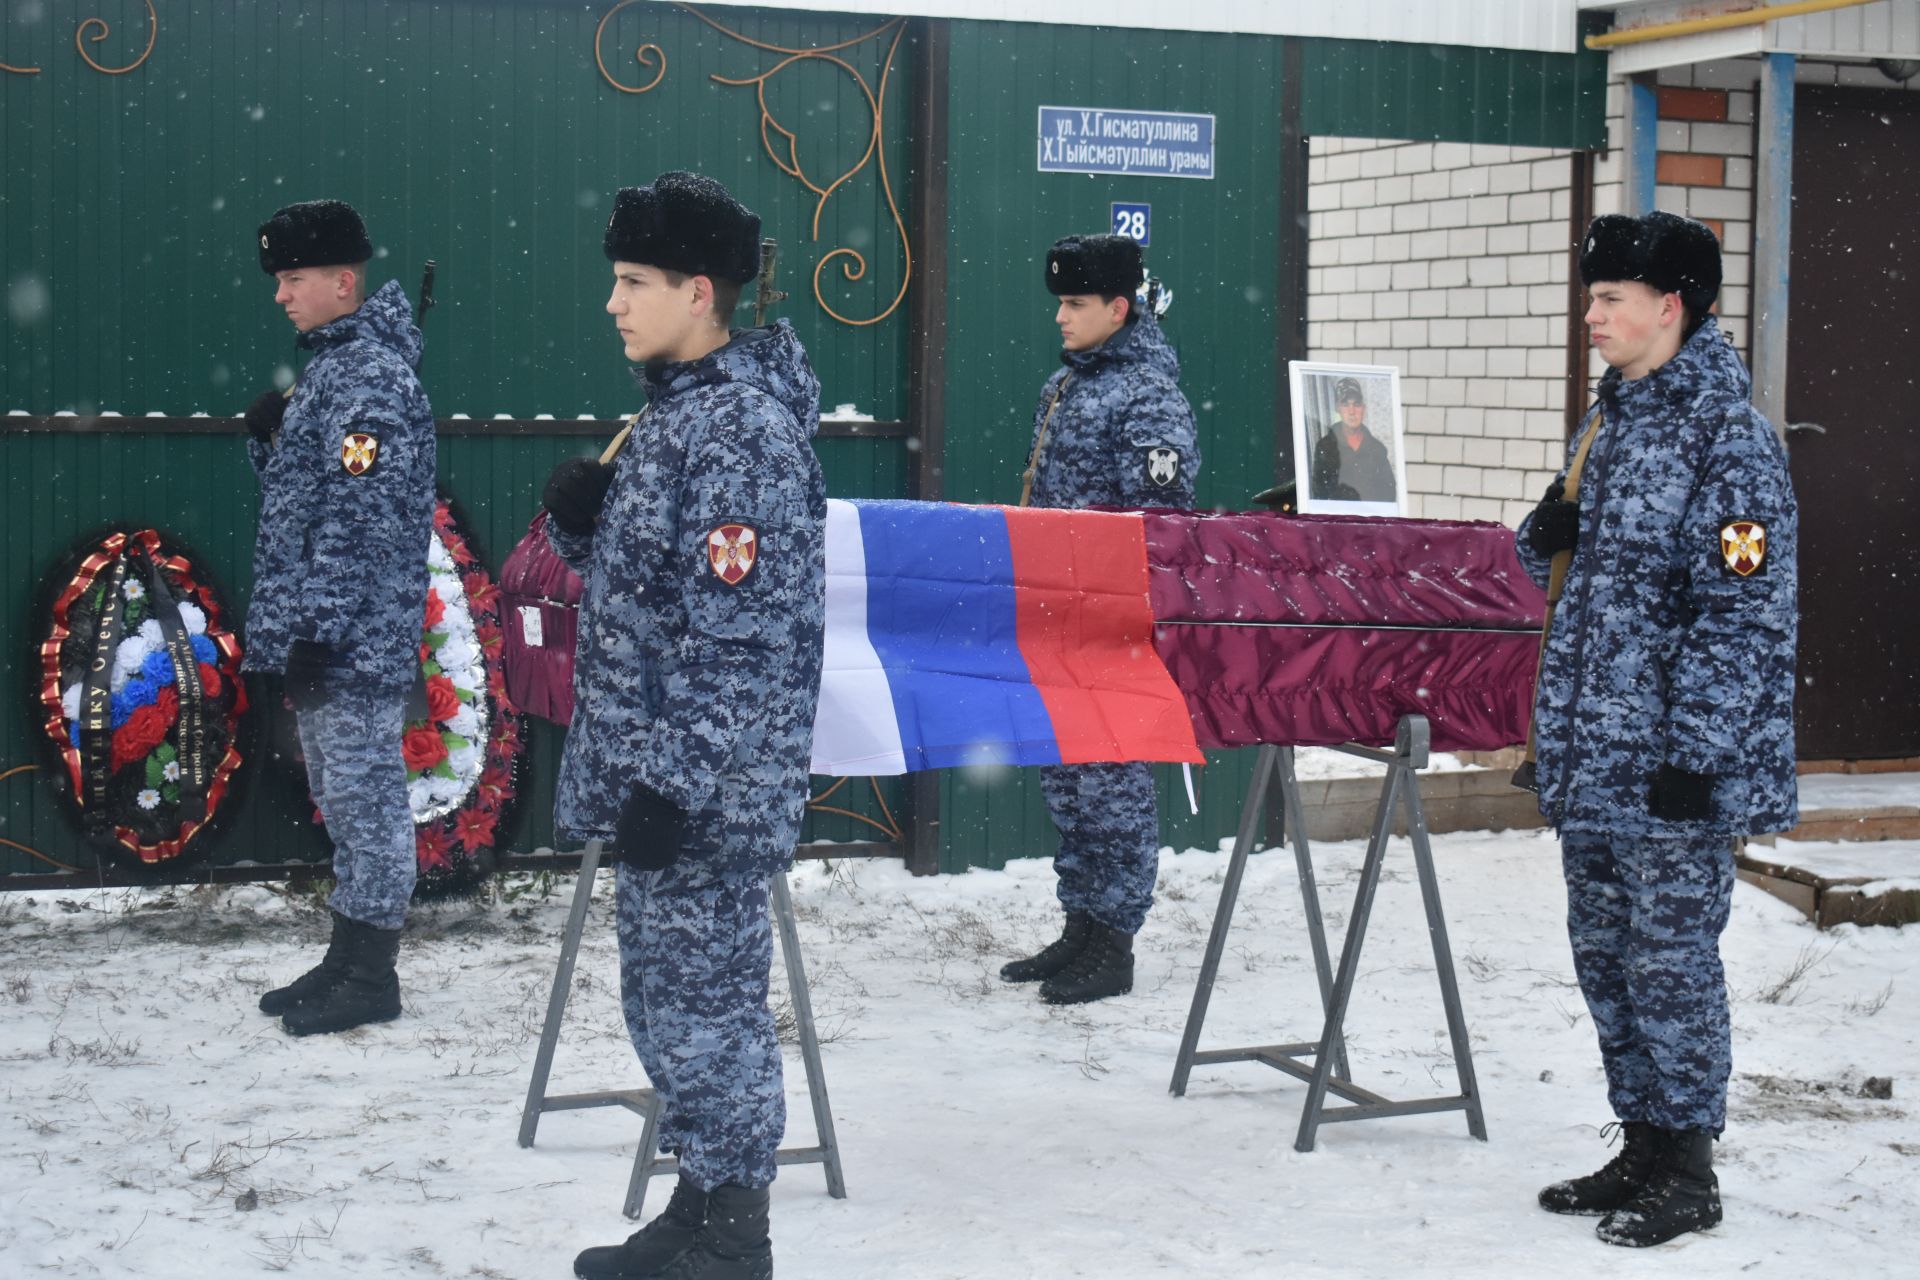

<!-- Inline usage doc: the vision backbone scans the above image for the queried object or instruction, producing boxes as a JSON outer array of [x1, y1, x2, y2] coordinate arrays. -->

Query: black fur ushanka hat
[[603, 171, 761, 285], [1046, 233, 1144, 299], [257, 200, 373, 274], [1579, 211, 1721, 316]]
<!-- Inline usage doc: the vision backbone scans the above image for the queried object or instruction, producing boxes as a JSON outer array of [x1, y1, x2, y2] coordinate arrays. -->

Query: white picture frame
[[1287, 360, 1408, 517]]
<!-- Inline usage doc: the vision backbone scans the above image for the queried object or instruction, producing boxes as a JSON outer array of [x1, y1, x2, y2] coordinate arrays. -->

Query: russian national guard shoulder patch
[[707, 523, 758, 586], [1719, 517, 1767, 577], [1145, 446, 1181, 488], [341, 431, 380, 477]]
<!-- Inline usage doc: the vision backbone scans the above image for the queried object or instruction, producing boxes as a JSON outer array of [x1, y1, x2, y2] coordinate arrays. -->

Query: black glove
[[542, 458, 616, 537], [244, 389, 289, 444], [283, 639, 341, 713], [1525, 479, 1581, 558], [1648, 763, 1716, 823], [611, 780, 687, 872]]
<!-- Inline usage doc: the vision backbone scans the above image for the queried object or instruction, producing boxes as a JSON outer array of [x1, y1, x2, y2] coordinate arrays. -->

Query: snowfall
[[3, 791, 1915, 1277]]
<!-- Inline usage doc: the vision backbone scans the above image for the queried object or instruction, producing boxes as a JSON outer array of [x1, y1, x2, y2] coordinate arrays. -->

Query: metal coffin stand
[[1169, 716, 1487, 1151], [518, 842, 848, 1218]]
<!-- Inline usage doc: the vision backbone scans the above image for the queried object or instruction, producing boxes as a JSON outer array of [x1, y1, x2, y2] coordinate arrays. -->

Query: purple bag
[[498, 511, 583, 726]]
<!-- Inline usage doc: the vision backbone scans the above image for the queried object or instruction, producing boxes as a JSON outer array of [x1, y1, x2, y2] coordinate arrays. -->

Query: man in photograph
[[1311, 375, 1395, 502]]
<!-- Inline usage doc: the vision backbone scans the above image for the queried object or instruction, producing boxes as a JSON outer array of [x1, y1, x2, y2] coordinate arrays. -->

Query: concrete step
[[1780, 772, 1920, 843], [1737, 837, 1920, 929]]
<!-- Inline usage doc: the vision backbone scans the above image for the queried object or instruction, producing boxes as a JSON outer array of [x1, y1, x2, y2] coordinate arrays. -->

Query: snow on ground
[[1758, 838, 1920, 885], [2, 828, 1915, 1279], [1793, 772, 1920, 813]]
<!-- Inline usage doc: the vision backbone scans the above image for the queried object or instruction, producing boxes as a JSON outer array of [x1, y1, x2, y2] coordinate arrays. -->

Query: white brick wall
[[1307, 136, 1573, 525], [1306, 59, 1918, 527]]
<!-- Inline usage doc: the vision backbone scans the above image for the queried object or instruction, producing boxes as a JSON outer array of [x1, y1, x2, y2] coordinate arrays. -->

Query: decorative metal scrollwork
[[594, 2, 913, 328], [806, 775, 905, 843], [75, 0, 156, 75], [4, 1, 159, 76]]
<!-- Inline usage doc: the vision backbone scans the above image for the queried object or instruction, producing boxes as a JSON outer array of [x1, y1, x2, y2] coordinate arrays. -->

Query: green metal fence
[[1, 1, 1604, 881]]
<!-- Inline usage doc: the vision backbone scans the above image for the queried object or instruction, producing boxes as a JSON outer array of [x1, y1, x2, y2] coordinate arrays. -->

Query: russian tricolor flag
[[809, 499, 1204, 776]]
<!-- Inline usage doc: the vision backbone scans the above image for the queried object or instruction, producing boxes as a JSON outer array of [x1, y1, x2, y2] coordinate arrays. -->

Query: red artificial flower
[[425, 674, 460, 723], [495, 717, 521, 750], [196, 661, 223, 698], [462, 572, 500, 613], [477, 622, 502, 650], [112, 686, 180, 772], [423, 589, 446, 629], [418, 642, 432, 663], [454, 805, 497, 853], [416, 824, 454, 870], [402, 725, 450, 772], [478, 764, 511, 807], [443, 534, 469, 563]]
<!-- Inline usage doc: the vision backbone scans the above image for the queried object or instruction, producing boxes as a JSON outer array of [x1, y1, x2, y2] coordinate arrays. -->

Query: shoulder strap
[[598, 409, 646, 467], [1018, 374, 1072, 508]]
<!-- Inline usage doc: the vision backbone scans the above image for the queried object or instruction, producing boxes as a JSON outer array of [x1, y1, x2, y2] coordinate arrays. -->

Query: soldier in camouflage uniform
[[546, 172, 825, 1280], [1000, 233, 1200, 1006], [244, 200, 436, 1038], [1516, 211, 1798, 1249]]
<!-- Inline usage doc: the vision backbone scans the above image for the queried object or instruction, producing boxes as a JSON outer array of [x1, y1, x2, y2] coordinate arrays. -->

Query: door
[[1786, 84, 1920, 759]]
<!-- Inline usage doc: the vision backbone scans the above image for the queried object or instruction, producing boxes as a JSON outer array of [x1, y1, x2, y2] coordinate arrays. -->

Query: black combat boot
[[1596, 1128, 1722, 1247], [281, 917, 402, 1036], [573, 1179, 709, 1279], [258, 910, 353, 1015], [654, 1183, 771, 1280], [1038, 922, 1134, 1004], [1538, 1120, 1660, 1215], [1000, 912, 1094, 983]]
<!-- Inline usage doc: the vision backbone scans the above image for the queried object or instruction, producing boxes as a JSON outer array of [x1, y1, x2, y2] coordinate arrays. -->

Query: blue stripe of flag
[[853, 500, 1061, 770]]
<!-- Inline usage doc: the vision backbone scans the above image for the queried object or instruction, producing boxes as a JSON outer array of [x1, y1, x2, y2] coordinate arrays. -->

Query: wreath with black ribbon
[[39, 529, 249, 863]]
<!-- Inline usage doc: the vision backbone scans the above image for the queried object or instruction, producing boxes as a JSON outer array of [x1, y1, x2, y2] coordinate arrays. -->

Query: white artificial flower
[[136, 788, 161, 811], [162, 760, 181, 782], [176, 602, 207, 635], [437, 636, 478, 675], [114, 634, 152, 673], [447, 703, 480, 739], [407, 777, 434, 816], [427, 537, 455, 572], [123, 579, 146, 601], [62, 683, 81, 720], [137, 619, 163, 647], [446, 743, 482, 780]]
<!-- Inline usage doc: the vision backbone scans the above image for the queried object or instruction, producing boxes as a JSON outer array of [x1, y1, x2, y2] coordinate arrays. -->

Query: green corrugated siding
[[934, 20, 1288, 870], [2, 0, 910, 421], [1300, 37, 1608, 148], [2, 4, 1605, 879]]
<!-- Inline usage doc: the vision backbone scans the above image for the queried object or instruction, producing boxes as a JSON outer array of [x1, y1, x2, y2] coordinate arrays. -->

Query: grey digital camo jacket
[[1517, 316, 1798, 837], [1026, 311, 1200, 511], [550, 321, 827, 875], [243, 279, 435, 689]]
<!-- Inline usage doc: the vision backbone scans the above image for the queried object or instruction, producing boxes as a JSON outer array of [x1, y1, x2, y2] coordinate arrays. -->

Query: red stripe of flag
[[1001, 507, 1204, 765]]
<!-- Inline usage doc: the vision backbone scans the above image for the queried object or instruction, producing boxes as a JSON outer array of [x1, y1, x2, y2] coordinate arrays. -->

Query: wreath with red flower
[[38, 530, 250, 864], [403, 499, 525, 893]]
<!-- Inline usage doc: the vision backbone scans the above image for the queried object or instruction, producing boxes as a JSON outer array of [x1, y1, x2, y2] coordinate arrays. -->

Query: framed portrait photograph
[[1287, 361, 1408, 516]]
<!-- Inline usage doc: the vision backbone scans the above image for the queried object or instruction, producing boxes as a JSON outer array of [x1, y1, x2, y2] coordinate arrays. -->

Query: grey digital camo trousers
[[1040, 761, 1160, 935], [615, 861, 785, 1191], [297, 685, 414, 931], [1561, 829, 1736, 1134]]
